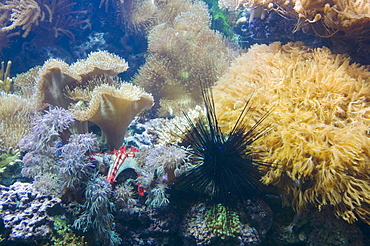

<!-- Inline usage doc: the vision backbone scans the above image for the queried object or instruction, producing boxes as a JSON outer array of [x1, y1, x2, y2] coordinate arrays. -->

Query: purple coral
[[58, 133, 99, 191], [18, 107, 75, 154], [19, 107, 76, 179]]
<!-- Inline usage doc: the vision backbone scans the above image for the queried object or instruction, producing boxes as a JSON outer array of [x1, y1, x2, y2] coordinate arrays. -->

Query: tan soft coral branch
[[1, 0, 44, 37]]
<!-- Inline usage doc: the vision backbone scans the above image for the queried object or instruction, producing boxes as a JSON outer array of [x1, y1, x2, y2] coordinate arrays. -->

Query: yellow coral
[[213, 41, 370, 224]]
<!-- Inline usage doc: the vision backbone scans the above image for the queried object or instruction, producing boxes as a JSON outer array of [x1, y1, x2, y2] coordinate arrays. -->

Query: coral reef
[[213, 41, 370, 224], [264, 206, 365, 246], [34, 50, 128, 109], [58, 133, 99, 193], [236, 0, 370, 36], [18, 107, 75, 157], [0, 61, 13, 93], [50, 215, 87, 246], [0, 148, 23, 186], [15, 50, 153, 149], [0, 182, 61, 241], [172, 84, 271, 209], [19, 108, 99, 198], [237, 0, 370, 63]]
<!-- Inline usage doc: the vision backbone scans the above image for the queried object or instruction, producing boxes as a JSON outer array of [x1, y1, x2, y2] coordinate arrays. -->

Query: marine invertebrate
[[132, 0, 238, 116], [173, 86, 271, 208], [118, 0, 158, 32], [181, 202, 270, 244], [205, 203, 241, 239], [34, 50, 128, 109], [69, 79, 154, 149], [0, 61, 13, 92], [240, 0, 370, 38], [26, 51, 153, 149], [0, 0, 88, 40], [0, 93, 38, 152], [18, 107, 75, 156], [213, 41, 370, 224], [73, 174, 122, 246], [19, 107, 104, 199], [106, 146, 139, 184], [0, 148, 22, 186], [145, 183, 170, 208], [0, 0, 44, 37], [113, 182, 137, 211], [58, 133, 99, 192]]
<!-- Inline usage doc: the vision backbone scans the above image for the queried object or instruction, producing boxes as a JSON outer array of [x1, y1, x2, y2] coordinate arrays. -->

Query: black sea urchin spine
[[174, 84, 272, 208]]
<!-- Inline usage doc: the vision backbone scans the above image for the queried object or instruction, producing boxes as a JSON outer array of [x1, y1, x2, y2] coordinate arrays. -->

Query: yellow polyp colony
[[213, 41, 370, 224]]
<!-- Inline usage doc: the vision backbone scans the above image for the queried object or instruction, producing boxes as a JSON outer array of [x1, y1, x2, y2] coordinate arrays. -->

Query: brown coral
[[69, 78, 154, 150], [0, 0, 88, 40], [213, 41, 370, 224], [0, 0, 44, 38], [19, 50, 153, 149], [34, 50, 128, 109]]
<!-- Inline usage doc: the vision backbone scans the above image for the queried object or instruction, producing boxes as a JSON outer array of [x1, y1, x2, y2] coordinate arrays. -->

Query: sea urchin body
[[174, 85, 271, 208]]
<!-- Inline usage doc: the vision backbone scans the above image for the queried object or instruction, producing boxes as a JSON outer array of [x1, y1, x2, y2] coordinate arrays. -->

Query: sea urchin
[[174, 84, 272, 208]]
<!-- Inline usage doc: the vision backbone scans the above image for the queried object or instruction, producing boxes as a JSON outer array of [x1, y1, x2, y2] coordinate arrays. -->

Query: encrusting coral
[[213, 41, 370, 224]]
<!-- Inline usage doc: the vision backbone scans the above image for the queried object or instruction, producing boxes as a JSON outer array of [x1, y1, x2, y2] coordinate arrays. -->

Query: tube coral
[[213, 41, 370, 224]]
